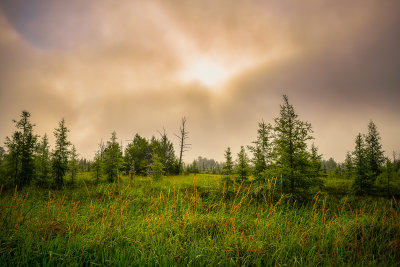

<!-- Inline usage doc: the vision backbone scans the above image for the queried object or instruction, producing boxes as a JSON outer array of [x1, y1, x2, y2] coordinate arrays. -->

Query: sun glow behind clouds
[[179, 57, 231, 88], [178, 51, 266, 90], [178, 48, 293, 90]]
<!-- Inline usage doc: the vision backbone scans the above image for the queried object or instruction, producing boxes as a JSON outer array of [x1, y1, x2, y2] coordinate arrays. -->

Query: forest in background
[[1, 95, 399, 198]]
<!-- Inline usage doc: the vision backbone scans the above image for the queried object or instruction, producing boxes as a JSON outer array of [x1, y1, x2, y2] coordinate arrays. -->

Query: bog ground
[[1, 173, 399, 266]]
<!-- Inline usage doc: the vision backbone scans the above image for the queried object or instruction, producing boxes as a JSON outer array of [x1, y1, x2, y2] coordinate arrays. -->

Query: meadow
[[1, 173, 399, 266]]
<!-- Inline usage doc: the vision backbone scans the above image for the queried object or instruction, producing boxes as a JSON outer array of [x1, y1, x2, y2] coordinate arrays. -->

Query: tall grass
[[0, 174, 399, 266]]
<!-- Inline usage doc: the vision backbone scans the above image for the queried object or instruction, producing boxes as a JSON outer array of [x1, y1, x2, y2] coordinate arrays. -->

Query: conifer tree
[[365, 120, 384, 182], [150, 132, 179, 175], [148, 154, 164, 180], [124, 134, 151, 176], [273, 95, 315, 194], [236, 146, 250, 181], [52, 118, 71, 188], [103, 131, 124, 182], [69, 145, 79, 184], [309, 143, 322, 179], [344, 151, 354, 179], [92, 151, 103, 184], [352, 133, 371, 195], [248, 120, 273, 180], [223, 147, 234, 176], [35, 134, 52, 186], [384, 157, 394, 197], [5, 111, 37, 187]]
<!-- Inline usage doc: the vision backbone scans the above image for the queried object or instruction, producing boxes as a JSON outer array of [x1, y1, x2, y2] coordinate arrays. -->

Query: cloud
[[0, 0, 399, 162]]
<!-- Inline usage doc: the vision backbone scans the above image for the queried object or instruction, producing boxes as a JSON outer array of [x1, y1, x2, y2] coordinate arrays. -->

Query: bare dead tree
[[175, 117, 191, 172]]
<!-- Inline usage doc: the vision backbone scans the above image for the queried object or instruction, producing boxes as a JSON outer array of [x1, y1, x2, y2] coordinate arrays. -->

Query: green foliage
[[222, 147, 234, 176], [103, 131, 124, 183], [344, 151, 354, 179], [191, 156, 222, 174], [125, 133, 179, 177], [150, 133, 179, 175], [352, 133, 372, 195], [4, 110, 37, 188], [91, 152, 103, 183], [375, 158, 398, 198], [124, 134, 151, 176], [69, 145, 79, 184], [129, 159, 135, 175], [248, 120, 273, 180], [52, 118, 71, 188], [273, 95, 319, 196], [34, 134, 52, 187], [0, 174, 399, 266], [187, 159, 200, 174], [322, 157, 338, 171], [147, 154, 165, 180], [78, 158, 91, 172], [309, 143, 322, 179], [236, 146, 251, 181], [351, 121, 385, 196], [365, 120, 384, 182]]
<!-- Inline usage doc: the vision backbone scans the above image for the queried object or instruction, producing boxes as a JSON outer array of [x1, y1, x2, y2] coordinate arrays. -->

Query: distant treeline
[[186, 156, 223, 174], [0, 95, 399, 198]]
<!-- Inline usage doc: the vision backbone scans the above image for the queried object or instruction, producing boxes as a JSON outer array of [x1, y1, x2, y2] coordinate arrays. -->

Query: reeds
[[0, 174, 399, 266]]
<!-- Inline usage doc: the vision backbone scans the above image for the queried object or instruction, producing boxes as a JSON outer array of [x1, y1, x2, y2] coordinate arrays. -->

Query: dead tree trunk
[[175, 117, 191, 173]]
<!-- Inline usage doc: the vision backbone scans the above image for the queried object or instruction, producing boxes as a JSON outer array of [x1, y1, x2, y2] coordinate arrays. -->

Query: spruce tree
[[352, 133, 371, 195], [273, 95, 315, 195], [148, 154, 164, 180], [5, 110, 37, 187], [236, 146, 250, 181], [92, 151, 103, 184], [223, 147, 234, 176], [69, 145, 79, 184], [248, 120, 273, 180], [150, 133, 179, 175], [5, 131, 22, 187], [124, 134, 151, 176], [365, 120, 384, 182], [35, 134, 52, 187], [309, 143, 322, 179], [383, 157, 396, 197], [103, 131, 124, 183], [344, 151, 354, 179], [52, 118, 71, 188]]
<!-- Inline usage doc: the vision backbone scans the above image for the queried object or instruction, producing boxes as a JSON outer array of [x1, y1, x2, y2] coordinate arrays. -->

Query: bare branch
[[175, 117, 191, 171]]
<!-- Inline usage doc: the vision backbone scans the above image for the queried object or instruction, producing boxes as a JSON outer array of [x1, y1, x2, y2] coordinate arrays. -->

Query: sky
[[0, 0, 399, 163]]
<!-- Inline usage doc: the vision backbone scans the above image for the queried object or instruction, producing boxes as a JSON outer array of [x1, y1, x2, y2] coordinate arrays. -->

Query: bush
[[148, 154, 164, 181]]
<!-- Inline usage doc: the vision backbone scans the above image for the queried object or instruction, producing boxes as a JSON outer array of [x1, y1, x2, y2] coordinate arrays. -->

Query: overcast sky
[[0, 0, 399, 163]]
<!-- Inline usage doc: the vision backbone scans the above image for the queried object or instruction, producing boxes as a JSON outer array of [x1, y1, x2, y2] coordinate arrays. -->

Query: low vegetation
[[1, 174, 399, 266]]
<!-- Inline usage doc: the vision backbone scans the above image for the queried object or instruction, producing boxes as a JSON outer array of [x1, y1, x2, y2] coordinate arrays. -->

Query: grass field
[[1, 173, 399, 266]]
